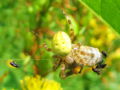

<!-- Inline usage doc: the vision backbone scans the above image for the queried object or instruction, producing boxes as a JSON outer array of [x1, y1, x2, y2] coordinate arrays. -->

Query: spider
[[43, 9, 107, 79]]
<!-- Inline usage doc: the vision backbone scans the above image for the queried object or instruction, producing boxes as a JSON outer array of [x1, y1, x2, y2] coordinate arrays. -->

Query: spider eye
[[52, 31, 72, 56]]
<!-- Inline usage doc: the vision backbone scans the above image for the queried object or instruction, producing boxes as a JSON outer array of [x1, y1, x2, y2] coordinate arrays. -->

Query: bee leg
[[96, 59, 107, 69], [92, 68, 101, 75], [101, 51, 107, 58], [93, 58, 107, 75], [66, 64, 83, 77], [93, 63, 106, 75], [96, 63, 107, 69], [60, 63, 74, 79], [79, 64, 84, 73], [73, 64, 83, 74], [71, 62, 84, 73]]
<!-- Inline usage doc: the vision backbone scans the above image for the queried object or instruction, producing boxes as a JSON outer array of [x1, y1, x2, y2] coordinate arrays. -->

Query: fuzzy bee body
[[63, 44, 102, 66], [53, 43, 107, 78]]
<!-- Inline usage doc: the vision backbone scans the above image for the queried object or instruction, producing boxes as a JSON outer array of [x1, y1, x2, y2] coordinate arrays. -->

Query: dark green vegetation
[[0, 0, 120, 90], [79, 0, 120, 34]]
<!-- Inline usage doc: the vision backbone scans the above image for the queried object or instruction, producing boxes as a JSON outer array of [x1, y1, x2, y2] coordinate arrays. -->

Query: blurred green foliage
[[0, 0, 120, 90], [79, 0, 120, 34]]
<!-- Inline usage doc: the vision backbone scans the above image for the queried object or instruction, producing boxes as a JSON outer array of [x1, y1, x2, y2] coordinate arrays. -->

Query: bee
[[53, 43, 107, 79]]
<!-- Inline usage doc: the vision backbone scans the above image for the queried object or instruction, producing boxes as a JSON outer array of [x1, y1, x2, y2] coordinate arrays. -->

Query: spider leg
[[69, 30, 76, 43], [53, 58, 61, 71], [40, 43, 52, 52], [62, 65, 74, 78], [59, 63, 67, 79], [62, 9, 76, 43]]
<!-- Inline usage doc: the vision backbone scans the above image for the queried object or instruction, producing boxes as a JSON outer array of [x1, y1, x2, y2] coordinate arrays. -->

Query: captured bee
[[53, 43, 107, 79]]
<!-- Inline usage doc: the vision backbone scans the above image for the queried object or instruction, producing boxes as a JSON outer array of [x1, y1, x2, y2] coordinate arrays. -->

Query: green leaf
[[79, 0, 120, 34]]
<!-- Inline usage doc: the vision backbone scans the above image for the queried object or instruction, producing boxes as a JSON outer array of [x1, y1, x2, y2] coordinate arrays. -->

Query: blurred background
[[0, 0, 120, 90]]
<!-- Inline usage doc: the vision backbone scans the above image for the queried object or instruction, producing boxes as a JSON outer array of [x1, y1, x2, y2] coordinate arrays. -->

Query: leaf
[[79, 0, 120, 34]]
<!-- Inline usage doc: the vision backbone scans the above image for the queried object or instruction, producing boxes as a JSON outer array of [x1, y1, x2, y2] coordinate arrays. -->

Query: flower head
[[20, 75, 62, 90]]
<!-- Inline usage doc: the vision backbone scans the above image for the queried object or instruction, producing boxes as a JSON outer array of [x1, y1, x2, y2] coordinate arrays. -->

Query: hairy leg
[[59, 63, 67, 79], [64, 64, 83, 78], [96, 63, 107, 69], [101, 51, 107, 58], [96, 59, 107, 69], [72, 64, 83, 74], [53, 58, 61, 71], [92, 60, 107, 75], [92, 67, 101, 75], [40, 43, 52, 52]]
